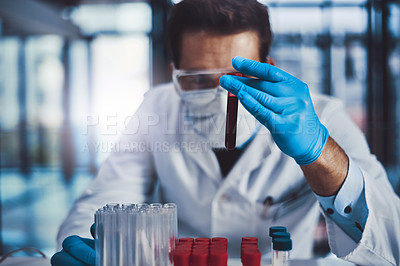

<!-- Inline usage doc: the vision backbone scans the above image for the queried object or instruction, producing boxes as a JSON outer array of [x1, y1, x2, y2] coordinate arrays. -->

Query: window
[[0, 2, 151, 256]]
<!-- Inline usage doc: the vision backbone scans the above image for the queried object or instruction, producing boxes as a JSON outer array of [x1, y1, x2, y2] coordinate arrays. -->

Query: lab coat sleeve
[[56, 95, 158, 250], [318, 97, 400, 265], [315, 157, 367, 243]]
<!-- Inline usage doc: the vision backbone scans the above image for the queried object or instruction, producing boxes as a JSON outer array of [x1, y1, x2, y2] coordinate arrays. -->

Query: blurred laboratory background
[[0, 0, 400, 259]]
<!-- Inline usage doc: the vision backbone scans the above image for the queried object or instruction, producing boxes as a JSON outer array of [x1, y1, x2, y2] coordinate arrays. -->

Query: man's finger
[[219, 75, 240, 95], [232, 56, 293, 82], [62, 235, 96, 265], [220, 75, 280, 98], [51, 250, 87, 266], [240, 86, 301, 115], [221, 75, 291, 97], [236, 89, 276, 128], [90, 223, 96, 239]]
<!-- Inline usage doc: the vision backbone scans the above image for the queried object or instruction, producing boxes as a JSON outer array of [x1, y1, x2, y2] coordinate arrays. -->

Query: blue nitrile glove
[[51, 224, 96, 266], [219, 56, 329, 165]]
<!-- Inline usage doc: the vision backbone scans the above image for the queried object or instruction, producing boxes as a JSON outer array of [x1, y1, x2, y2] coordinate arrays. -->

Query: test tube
[[241, 237, 261, 266], [272, 238, 292, 266], [191, 250, 208, 266], [94, 209, 104, 266], [225, 72, 243, 150], [126, 204, 138, 266], [163, 203, 177, 266], [110, 204, 120, 266], [150, 203, 162, 266], [210, 249, 228, 266], [137, 204, 152, 265], [269, 226, 287, 257]]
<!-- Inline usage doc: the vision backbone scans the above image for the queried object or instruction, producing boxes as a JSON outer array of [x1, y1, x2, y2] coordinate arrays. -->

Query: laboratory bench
[[0, 257, 356, 266]]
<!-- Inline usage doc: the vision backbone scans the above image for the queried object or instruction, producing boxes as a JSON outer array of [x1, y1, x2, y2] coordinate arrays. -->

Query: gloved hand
[[51, 224, 96, 266], [219, 56, 329, 165]]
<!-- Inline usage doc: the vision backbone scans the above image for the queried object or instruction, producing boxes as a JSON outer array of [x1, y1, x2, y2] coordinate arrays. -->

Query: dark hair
[[167, 0, 273, 68]]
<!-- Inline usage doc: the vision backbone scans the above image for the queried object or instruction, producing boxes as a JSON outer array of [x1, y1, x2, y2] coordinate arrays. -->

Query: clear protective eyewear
[[172, 67, 240, 93]]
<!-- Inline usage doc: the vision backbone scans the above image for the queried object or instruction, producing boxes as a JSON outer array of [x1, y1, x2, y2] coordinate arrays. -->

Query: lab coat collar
[[223, 126, 273, 184], [177, 103, 223, 185]]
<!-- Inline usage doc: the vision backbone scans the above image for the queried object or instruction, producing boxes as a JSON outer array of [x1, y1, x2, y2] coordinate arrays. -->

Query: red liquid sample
[[225, 73, 243, 150], [174, 237, 228, 266], [241, 237, 261, 266]]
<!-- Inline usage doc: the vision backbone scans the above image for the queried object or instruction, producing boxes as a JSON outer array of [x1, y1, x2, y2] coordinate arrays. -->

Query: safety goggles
[[172, 68, 240, 93]]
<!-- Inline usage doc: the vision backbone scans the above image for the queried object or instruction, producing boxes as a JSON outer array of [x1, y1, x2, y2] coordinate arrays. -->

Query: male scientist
[[52, 0, 400, 265]]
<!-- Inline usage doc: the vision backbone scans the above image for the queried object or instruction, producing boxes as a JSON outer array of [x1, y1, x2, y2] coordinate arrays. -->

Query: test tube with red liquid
[[174, 237, 228, 266], [241, 237, 261, 266], [225, 72, 243, 150]]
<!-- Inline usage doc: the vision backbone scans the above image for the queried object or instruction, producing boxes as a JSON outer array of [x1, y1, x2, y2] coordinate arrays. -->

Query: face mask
[[180, 87, 260, 149], [180, 88, 224, 117]]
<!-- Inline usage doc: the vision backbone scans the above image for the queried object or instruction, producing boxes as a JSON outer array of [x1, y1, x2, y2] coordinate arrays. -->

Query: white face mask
[[180, 87, 260, 149]]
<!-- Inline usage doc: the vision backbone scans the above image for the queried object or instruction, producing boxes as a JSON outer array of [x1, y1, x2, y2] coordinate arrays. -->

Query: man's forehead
[[181, 30, 259, 44], [179, 30, 260, 70]]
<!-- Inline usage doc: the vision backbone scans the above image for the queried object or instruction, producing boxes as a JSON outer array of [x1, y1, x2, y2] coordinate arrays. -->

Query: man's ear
[[169, 62, 174, 76], [266, 57, 276, 66]]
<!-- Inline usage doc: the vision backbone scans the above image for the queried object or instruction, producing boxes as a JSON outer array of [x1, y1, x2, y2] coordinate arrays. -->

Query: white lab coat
[[57, 83, 400, 265]]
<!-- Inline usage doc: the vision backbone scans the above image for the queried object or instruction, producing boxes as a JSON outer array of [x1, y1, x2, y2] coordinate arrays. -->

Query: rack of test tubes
[[94, 203, 292, 266], [94, 203, 177, 266]]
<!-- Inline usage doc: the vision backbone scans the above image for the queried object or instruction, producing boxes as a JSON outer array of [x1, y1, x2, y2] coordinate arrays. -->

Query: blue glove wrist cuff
[[295, 124, 329, 165]]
